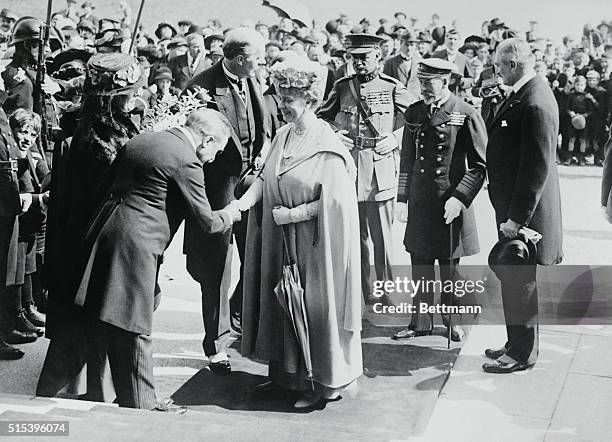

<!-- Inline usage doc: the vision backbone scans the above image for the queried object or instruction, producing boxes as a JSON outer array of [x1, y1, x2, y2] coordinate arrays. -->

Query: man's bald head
[[494, 38, 535, 86], [222, 26, 265, 60], [222, 27, 265, 78], [496, 38, 535, 70]]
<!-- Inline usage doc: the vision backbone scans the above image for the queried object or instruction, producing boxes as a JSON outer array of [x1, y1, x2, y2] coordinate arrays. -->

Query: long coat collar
[[488, 76, 539, 130]]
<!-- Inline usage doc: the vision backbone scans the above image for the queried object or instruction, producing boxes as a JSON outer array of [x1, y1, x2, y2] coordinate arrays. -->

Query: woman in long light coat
[[238, 58, 362, 409]]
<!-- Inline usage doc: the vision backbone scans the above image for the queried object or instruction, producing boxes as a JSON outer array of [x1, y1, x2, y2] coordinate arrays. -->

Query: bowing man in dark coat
[[393, 59, 487, 342], [183, 27, 270, 367], [483, 39, 563, 374], [66, 109, 240, 409]]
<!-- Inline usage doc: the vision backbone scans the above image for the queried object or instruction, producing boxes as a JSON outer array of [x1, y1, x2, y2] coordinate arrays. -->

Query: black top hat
[[488, 231, 538, 278], [431, 26, 446, 45], [155, 22, 177, 39], [488, 18, 507, 33], [464, 35, 487, 44]]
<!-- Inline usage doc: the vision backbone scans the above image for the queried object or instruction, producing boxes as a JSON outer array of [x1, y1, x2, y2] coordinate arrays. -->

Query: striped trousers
[[102, 321, 157, 409]]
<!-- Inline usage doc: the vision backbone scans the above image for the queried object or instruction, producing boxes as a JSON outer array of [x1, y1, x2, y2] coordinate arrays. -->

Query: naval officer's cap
[[417, 58, 457, 78]]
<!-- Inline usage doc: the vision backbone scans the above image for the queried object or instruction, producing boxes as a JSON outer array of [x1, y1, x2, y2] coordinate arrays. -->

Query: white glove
[[19, 193, 33, 214], [396, 202, 408, 223], [272, 201, 319, 225], [443, 196, 465, 224], [374, 133, 398, 155]]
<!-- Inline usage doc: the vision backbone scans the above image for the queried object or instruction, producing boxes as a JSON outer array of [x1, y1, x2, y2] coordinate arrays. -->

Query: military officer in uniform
[[392, 59, 487, 341], [318, 33, 418, 303]]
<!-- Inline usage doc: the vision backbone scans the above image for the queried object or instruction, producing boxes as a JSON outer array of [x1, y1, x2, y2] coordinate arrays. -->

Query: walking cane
[[447, 222, 453, 350]]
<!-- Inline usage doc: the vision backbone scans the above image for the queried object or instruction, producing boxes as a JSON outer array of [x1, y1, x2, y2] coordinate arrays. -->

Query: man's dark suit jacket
[[486, 76, 563, 265], [383, 54, 422, 100], [75, 128, 232, 335], [182, 61, 269, 280], [432, 49, 472, 78], [167, 53, 211, 92]]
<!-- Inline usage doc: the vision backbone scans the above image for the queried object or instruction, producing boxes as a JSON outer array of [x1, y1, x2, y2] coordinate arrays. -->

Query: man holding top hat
[[318, 33, 418, 304], [392, 58, 487, 341], [483, 38, 562, 373]]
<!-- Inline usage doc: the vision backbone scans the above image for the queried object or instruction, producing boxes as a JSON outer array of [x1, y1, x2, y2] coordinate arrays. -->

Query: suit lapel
[[488, 78, 536, 130], [211, 65, 243, 155], [398, 59, 411, 84]]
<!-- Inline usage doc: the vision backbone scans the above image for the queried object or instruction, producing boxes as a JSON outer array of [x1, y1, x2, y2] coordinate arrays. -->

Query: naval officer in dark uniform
[[317, 33, 418, 303], [393, 59, 487, 341]]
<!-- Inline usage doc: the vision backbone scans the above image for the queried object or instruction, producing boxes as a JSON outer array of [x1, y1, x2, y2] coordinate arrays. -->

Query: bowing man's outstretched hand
[[221, 201, 242, 223]]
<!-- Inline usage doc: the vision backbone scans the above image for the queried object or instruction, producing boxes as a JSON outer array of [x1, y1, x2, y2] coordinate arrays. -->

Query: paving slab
[[422, 398, 550, 442], [432, 325, 580, 421], [569, 334, 612, 378], [546, 372, 612, 442]]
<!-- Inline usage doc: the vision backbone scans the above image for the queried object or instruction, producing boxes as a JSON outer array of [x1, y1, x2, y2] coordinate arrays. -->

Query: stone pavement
[[1, 165, 611, 441]]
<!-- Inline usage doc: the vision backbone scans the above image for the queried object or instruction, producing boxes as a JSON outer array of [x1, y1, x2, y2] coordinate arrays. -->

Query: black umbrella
[[262, 0, 313, 29], [273, 224, 314, 389]]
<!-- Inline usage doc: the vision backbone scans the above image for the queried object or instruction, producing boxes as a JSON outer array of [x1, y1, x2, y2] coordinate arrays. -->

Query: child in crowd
[[2, 109, 50, 342], [585, 70, 608, 165], [567, 76, 598, 165]]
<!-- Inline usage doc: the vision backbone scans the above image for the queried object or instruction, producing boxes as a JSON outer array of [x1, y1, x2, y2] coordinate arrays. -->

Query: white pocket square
[[501, 120, 508, 127]]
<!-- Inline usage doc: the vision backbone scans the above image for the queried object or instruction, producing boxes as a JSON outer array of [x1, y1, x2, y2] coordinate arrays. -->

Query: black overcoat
[[74, 128, 232, 335], [486, 76, 563, 265]]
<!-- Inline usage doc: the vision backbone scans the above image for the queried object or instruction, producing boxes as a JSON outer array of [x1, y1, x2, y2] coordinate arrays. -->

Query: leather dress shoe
[[447, 325, 465, 342], [25, 303, 45, 327], [392, 327, 432, 340], [0, 339, 24, 360], [153, 398, 187, 414], [482, 358, 534, 374], [209, 360, 231, 375], [16, 309, 44, 337], [484, 346, 508, 360], [2, 329, 37, 344], [294, 392, 322, 409]]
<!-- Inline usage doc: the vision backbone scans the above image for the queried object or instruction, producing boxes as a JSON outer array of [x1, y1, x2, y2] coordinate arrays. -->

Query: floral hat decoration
[[86, 53, 145, 96], [270, 58, 324, 103]]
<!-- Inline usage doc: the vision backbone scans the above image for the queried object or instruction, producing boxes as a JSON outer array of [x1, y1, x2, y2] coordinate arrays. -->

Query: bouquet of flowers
[[141, 86, 211, 132]]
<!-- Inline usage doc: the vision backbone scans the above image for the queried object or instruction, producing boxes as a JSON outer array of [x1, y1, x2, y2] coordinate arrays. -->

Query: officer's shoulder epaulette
[[379, 72, 403, 85]]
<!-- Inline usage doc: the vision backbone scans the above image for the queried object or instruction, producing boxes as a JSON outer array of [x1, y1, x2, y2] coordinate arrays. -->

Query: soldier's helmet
[[10, 16, 43, 46]]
